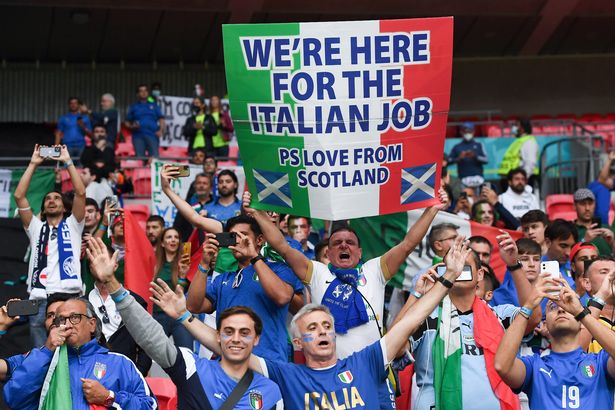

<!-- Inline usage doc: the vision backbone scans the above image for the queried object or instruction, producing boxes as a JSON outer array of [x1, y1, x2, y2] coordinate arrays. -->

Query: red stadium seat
[[124, 204, 150, 230], [549, 210, 577, 222], [60, 169, 74, 193], [116, 142, 135, 157], [545, 194, 574, 217], [132, 167, 151, 197], [160, 146, 189, 160], [146, 377, 177, 410]]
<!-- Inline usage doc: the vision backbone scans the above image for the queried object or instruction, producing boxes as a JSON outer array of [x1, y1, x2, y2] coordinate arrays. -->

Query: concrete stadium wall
[[1, 54, 615, 123]]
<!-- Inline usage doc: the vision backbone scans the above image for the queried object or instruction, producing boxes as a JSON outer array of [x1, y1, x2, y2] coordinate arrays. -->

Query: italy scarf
[[433, 296, 520, 410]]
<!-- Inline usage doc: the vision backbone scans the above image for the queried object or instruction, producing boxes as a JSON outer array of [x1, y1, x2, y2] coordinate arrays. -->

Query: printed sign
[[223, 17, 453, 219]]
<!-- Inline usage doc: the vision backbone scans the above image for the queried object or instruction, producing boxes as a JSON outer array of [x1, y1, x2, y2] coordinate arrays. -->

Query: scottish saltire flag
[[223, 18, 453, 220]]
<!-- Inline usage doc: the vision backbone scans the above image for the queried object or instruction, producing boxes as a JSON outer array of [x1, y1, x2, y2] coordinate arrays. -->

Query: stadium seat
[[160, 146, 189, 160], [217, 144, 239, 167], [545, 194, 574, 217], [146, 377, 177, 410], [132, 167, 152, 197], [115, 142, 135, 157], [124, 204, 150, 230], [60, 169, 73, 193], [549, 210, 577, 222]]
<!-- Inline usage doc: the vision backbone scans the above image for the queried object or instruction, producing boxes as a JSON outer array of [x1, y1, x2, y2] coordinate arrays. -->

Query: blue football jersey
[[519, 348, 615, 410], [260, 340, 389, 410]]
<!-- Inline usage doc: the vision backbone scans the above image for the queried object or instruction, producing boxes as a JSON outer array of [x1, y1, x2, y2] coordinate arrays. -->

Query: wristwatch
[[574, 307, 591, 322], [103, 390, 115, 407], [507, 260, 523, 271], [250, 255, 264, 266]]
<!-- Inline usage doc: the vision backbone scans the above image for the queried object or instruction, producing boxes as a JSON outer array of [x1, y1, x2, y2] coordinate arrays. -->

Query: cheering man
[[495, 274, 615, 409]]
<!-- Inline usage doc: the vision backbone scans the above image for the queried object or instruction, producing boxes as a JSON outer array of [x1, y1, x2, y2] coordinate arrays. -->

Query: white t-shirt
[[26, 214, 84, 299], [85, 179, 114, 207], [306, 258, 387, 359], [88, 287, 122, 340], [498, 186, 540, 219]]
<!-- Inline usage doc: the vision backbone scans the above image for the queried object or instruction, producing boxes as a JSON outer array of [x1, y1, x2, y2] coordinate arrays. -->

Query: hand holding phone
[[541, 261, 561, 295], [7, 300, 39, 317], [39, 145, 62, 158]]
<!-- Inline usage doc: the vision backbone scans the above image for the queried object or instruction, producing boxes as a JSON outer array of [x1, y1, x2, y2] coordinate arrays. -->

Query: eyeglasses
[[53, 313, 91, 327], [436, 235, 458, 242], [232, 268, 244, 289], [50, 227, 58, 241], [98, 305, 110, 324]]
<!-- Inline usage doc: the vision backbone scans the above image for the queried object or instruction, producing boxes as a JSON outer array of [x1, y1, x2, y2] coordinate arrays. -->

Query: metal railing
[[539, 135, 605, 200]]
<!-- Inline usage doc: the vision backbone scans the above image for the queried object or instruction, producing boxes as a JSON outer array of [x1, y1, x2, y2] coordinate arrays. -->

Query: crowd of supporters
[[2, 99, 615, 409]]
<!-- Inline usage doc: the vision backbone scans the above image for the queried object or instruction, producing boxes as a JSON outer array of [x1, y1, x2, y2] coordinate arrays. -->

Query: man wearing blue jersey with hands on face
[[151, 236, 472, 409], [495, 272, 615, 410]]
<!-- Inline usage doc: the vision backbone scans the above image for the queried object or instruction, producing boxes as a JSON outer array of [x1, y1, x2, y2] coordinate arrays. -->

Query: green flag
[[433, 295, 462, 410], [0, 168, 56, 217], [39, 345, 73, 410]]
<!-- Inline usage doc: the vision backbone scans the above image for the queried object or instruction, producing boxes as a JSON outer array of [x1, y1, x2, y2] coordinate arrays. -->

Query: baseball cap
[[462, 122, 475, 130], [570, 242, 597, 262], [573, 188, 595, 202]]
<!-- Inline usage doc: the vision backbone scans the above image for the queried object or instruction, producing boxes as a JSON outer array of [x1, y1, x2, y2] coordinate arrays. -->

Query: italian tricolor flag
[[223, 18, 453, 220], [353, 209, 523, 289], [0, 168, 55, 217]]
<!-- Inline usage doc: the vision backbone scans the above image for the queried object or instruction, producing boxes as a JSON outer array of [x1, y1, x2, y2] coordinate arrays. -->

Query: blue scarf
[[321, 263, 369, 334], [31, 219, 77, 298]]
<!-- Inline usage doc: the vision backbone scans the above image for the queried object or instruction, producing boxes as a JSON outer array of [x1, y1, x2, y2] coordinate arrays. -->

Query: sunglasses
[[98, 305, 110, 324]]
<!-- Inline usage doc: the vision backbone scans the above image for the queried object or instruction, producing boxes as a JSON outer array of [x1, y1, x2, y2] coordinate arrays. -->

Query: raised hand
[[57, 145, 71, 163], [525, 272, 559, 310], [481, 186, 498, 206], [178, 252, 191, 277], [160, 164, 180, 190], [434, 187, 449, 211], [496, 230, 518, 267], [0, 301, 19, 331], [554, 278, 584, 316], [201, 233, 219, 268], [594, 269, 615, 305], [150, 278, 187, 320], [86, 237, 119, 284], [242, 191, 255, 216], [30, 144, 45, 165], [229, 231, 259, 260], [415, 265, 440, 295], [444, 236, 471, 280], [45, 324, 71, 351]]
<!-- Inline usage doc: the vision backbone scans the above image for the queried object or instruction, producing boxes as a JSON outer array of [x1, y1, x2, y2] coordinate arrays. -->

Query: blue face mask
[[151, 90, 161, 98]]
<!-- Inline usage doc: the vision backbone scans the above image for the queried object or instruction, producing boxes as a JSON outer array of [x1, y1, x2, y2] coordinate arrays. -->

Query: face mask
[[192, 104, 201, 113], [462, 132, 473, 141], [151, 90, 161, 97], [511, 125, 519, 136]]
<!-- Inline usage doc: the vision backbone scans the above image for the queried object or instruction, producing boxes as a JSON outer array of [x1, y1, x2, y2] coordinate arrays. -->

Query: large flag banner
[[223, 17, 453, 220], [353, 210, 523, 290], [1, 168, 55, 217], [150, 159, 246, 227]]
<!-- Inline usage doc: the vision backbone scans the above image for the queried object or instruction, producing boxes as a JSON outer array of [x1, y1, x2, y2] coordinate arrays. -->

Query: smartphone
[[182, 242, 192, 257], [40, 146, 61, 158], [591, 216, 602, 227], [436, 264, 472, 281], [177, 165, 190, 178], [436, 265, 447, 277], [106, 195, 119, 210], [215, 232, 237, 247], [7, 300, 39, 317], [541, 261, 561, 295], [457, 265, 473, 282]]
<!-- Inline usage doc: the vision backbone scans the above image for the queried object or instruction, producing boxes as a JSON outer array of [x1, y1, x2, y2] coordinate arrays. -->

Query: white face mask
[[462, 132, 473, 141], [511, 125, 519, 136]]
